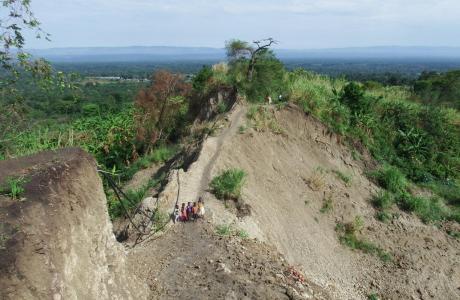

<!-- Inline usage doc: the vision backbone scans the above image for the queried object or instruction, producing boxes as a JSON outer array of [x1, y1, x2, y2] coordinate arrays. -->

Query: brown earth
[[0, 148, 148, 299], [128, 220, 331, 300], [155, 103, 460, 299]]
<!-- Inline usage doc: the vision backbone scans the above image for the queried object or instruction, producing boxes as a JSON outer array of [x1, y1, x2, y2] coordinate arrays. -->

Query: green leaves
[[210, 169, 247, 200]]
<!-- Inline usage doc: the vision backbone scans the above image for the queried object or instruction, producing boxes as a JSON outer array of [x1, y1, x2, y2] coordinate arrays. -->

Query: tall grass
[[210, 168, 247, 200]]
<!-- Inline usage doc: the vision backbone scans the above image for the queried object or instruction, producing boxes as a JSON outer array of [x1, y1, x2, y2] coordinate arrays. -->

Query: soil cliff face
[[0, 148, 148, 300]]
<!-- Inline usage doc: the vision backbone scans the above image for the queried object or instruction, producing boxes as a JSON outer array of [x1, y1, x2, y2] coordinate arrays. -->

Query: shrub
[[210, 168, 247, 200], [320, 196, 333, 214], [372, 190, 395, 210], [371, 165, 408, 194], [0, 176, 27, 200], [332, 170, 352, 186], [399, 193, 447, 223], [336, 220, 392, 262], [216, 224, 232, 236]]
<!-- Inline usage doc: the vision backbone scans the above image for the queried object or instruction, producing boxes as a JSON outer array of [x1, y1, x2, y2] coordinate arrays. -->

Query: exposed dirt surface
[[128, 220, 330, 300], [155, 103, 460, 299], [0, 148, 148, 299]]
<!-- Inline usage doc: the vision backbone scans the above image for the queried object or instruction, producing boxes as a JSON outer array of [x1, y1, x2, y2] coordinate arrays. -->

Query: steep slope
[[0, 149, 148, 299], [155, 103, 460, 299]]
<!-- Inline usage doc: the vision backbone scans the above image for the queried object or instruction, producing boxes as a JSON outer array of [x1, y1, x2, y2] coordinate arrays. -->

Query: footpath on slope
[[127, 103, 331, 299]]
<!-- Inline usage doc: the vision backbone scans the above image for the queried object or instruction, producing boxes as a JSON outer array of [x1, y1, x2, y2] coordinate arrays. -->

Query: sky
[[25, 0, 460, 49]]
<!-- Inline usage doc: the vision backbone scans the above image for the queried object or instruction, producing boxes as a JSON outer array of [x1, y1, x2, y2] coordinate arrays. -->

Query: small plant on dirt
[[304, 167, 326, 191], [370, 165, 407, 194], [151, 209, 170, 232], [238, 125, 247, 134], [320, 195, 333, 214], [246, 104, 284, 134], [237, 229, 249, 239], [336, 218, 392, 263], [375, 211, 392, 223], [210, 168, 247, 200], [216, 224, 232, 236], [332, 169, 352, 186], [447, 230, 460, 239], [217, 101, 228, 114], [368, 293, 380, 300], [372, 190, 395, 210], [0, 176, 27, 200]]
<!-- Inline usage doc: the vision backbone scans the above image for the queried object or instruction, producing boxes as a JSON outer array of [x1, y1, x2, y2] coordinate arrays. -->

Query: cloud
[[27, 0, 460, 48]]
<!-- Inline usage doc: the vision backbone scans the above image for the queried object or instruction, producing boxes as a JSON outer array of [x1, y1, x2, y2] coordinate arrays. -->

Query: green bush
[[216, 224, 232, 236], [372, 190, 395, 209], [210, 168, 247, 200], [399, 193, 447, 223], [370, 165, 408, 194]]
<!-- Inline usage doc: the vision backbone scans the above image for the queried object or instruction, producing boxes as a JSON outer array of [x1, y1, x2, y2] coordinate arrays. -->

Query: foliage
[[414, 70, 460, 109], [336, 220, 392, 262], [246, 105, 284, 134], [210, 168, 247, 200], [120, 145, 178, 181], [216, 224, 232, 236], [192, 65, 213, 93], [226, 39, 285, 102], [135, 70, 191, 152], [107, 176, 161, 219], [0, 176, 27, 199], [370, 165, 408, 195], [332, 170, 352, 186], [320, 196, 333, 214]]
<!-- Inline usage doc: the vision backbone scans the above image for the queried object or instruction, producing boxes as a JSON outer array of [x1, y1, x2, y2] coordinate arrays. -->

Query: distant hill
[[27, 46, 460, 63]]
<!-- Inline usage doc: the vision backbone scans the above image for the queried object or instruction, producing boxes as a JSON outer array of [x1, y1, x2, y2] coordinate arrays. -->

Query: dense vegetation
[[2, 39, 459, 223]]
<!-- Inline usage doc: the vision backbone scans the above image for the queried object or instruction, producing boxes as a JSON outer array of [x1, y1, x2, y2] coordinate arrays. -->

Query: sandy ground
[[128, 220, 331, 300], [149, 103, 460, 299]]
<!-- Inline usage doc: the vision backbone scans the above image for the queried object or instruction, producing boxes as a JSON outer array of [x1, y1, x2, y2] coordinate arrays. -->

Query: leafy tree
[[192, 65, 213, 93], [135, 70, 191, 152], [226, 38, 285, 101]]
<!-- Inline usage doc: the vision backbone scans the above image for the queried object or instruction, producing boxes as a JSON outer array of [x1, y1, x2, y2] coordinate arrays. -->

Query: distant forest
[[52, 58, 460, 85]]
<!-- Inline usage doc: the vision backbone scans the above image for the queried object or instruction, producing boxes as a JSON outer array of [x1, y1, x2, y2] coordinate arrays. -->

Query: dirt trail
[[128, 220, 330, 300], [157, 104, 247, 213]]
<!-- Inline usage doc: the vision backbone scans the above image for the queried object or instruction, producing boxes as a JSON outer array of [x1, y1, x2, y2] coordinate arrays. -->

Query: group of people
[[173, 197, 205, 223]]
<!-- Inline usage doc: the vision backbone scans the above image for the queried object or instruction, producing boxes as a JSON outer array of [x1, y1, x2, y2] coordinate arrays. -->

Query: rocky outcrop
[[0, 148, 149, 300]]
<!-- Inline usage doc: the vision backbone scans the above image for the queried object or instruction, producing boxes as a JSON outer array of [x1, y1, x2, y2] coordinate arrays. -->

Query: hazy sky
[[26, 0, 460, 49]]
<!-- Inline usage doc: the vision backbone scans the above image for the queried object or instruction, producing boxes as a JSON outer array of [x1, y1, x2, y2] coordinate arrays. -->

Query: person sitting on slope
[[173, 204, 180, 223], [192, 202, 199, 221], [186, 202, 193, 221], [198, 197, 205, 218], [180, 203, 187, 222]]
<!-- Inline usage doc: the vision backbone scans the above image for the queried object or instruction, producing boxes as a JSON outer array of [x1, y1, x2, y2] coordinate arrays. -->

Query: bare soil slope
[[207, 104, 460, 299], [0, 148, 148, 300], [156, 103, 460, 299], [129, 220, 330, 300]]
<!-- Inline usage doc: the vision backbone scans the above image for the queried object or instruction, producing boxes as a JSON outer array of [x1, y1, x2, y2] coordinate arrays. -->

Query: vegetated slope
[[0, 149, 148, 299], [156, 103, 459, 299]]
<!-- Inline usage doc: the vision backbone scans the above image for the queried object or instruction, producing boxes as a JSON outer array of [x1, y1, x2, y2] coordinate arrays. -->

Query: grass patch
[[210, 168, 247, 200], [121, 145, 178, 181], [375, 210, 392, 223], [336, 218, 392, 263], [320, 196, 333, 214], [107, 176, 162, 219], [216, 224, 232, 236], [238, 125, 247, 134], [332, 170, 352, 186], [368, 294, 380, 300], [246, 105, 284, 134], [304, 166, 326, 191], [372, 190, 395, 210], [0, 176, 27, 200], [370, 165, 408, 194], [237, 229, 249, 239], [151, 209, 170, 232]]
